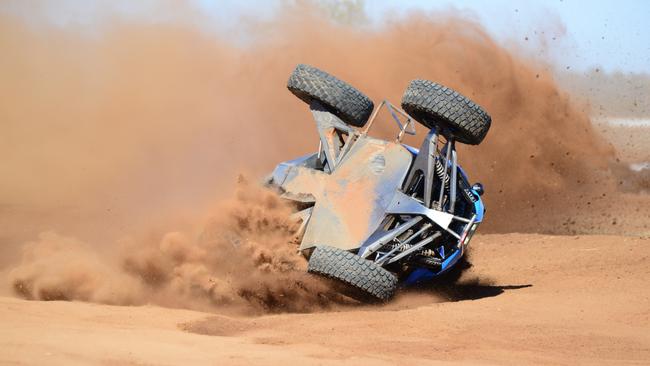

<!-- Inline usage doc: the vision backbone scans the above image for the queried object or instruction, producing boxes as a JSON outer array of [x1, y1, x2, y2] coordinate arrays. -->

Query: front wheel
[[307, 246, 397, 301], [401, 80, 491, 145], [287, 64, 374, 128]]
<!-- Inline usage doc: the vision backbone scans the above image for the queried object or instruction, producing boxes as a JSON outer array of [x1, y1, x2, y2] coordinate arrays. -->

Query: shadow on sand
[[437, 283, 533, 301]]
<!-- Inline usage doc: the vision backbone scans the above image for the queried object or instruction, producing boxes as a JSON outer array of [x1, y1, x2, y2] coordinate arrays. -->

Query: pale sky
[[2, 0, 649, 73], [365, 0, 650, 73]]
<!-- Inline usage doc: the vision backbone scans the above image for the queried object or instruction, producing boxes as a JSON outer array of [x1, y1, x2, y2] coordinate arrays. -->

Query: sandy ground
[[1, 123, 647, 365], [2, 233, 649, 365], [2, 6, 649, 364]]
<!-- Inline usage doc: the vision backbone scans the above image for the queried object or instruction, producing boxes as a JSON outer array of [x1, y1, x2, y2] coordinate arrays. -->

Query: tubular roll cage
[[311, 100, 479, 269]]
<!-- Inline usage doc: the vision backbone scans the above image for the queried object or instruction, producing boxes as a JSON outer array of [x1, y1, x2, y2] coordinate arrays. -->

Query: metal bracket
[[403, 128, 439, 208], [363, 100, 416, 142], [310, 101, 356, 172]]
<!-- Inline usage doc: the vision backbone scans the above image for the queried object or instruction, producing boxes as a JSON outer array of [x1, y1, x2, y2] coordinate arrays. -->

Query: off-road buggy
[[268, 64, 491, 301]]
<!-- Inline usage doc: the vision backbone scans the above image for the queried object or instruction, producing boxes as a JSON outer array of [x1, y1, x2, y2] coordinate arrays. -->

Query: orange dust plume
[[0, 3, 621, 310], [0, 7, 614, 241], [9, 181, 350, 313]]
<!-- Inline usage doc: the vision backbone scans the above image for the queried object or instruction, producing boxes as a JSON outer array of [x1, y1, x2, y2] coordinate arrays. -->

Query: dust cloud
[[1, 4, 621, 310], [9, 180, 348, 313]]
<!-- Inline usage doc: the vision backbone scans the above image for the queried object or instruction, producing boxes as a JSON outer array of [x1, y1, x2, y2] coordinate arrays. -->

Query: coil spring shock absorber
[[389, 243, 438, 257], [435, 159, 450, 189]]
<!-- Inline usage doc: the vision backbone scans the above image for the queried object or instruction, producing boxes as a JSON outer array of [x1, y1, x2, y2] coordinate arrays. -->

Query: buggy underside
[[268, 101, 484, 282], [267, 64, 491, 299]]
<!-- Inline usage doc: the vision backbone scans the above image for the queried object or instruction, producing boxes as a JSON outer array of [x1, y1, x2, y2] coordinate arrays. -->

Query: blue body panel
[[403, 144, 420, 156]]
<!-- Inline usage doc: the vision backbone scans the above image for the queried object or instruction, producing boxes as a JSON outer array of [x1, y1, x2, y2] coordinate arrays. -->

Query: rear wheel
[[287, 64, 374, 128], [401, 80, 491, 145], [307, 245, 397, 301]]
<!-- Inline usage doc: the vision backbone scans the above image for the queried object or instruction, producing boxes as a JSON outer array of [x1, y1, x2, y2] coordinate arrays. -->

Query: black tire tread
[[401, 80, 491, 145], [288, 64, 374, 127], [307, 246, 397, 301]]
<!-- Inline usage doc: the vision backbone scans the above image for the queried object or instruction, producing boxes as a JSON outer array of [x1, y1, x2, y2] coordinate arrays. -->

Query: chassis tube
[[424, 129, 438, 208], [437, 140, 453, 210], [449, 146, 458, 214]]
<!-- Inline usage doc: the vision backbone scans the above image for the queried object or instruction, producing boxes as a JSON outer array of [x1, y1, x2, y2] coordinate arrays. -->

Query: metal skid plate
[[386, 191, 454, 230], [271, 135, 412, 251], [268, 104, 422, 251]]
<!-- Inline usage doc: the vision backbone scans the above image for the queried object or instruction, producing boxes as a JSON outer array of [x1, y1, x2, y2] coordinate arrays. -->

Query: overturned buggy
[[268, 65, 491, 301]]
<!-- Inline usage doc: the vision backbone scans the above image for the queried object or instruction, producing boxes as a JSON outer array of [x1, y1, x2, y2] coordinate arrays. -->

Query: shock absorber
[[435, 159, 450, 189], [388, 243, 438, 257]]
